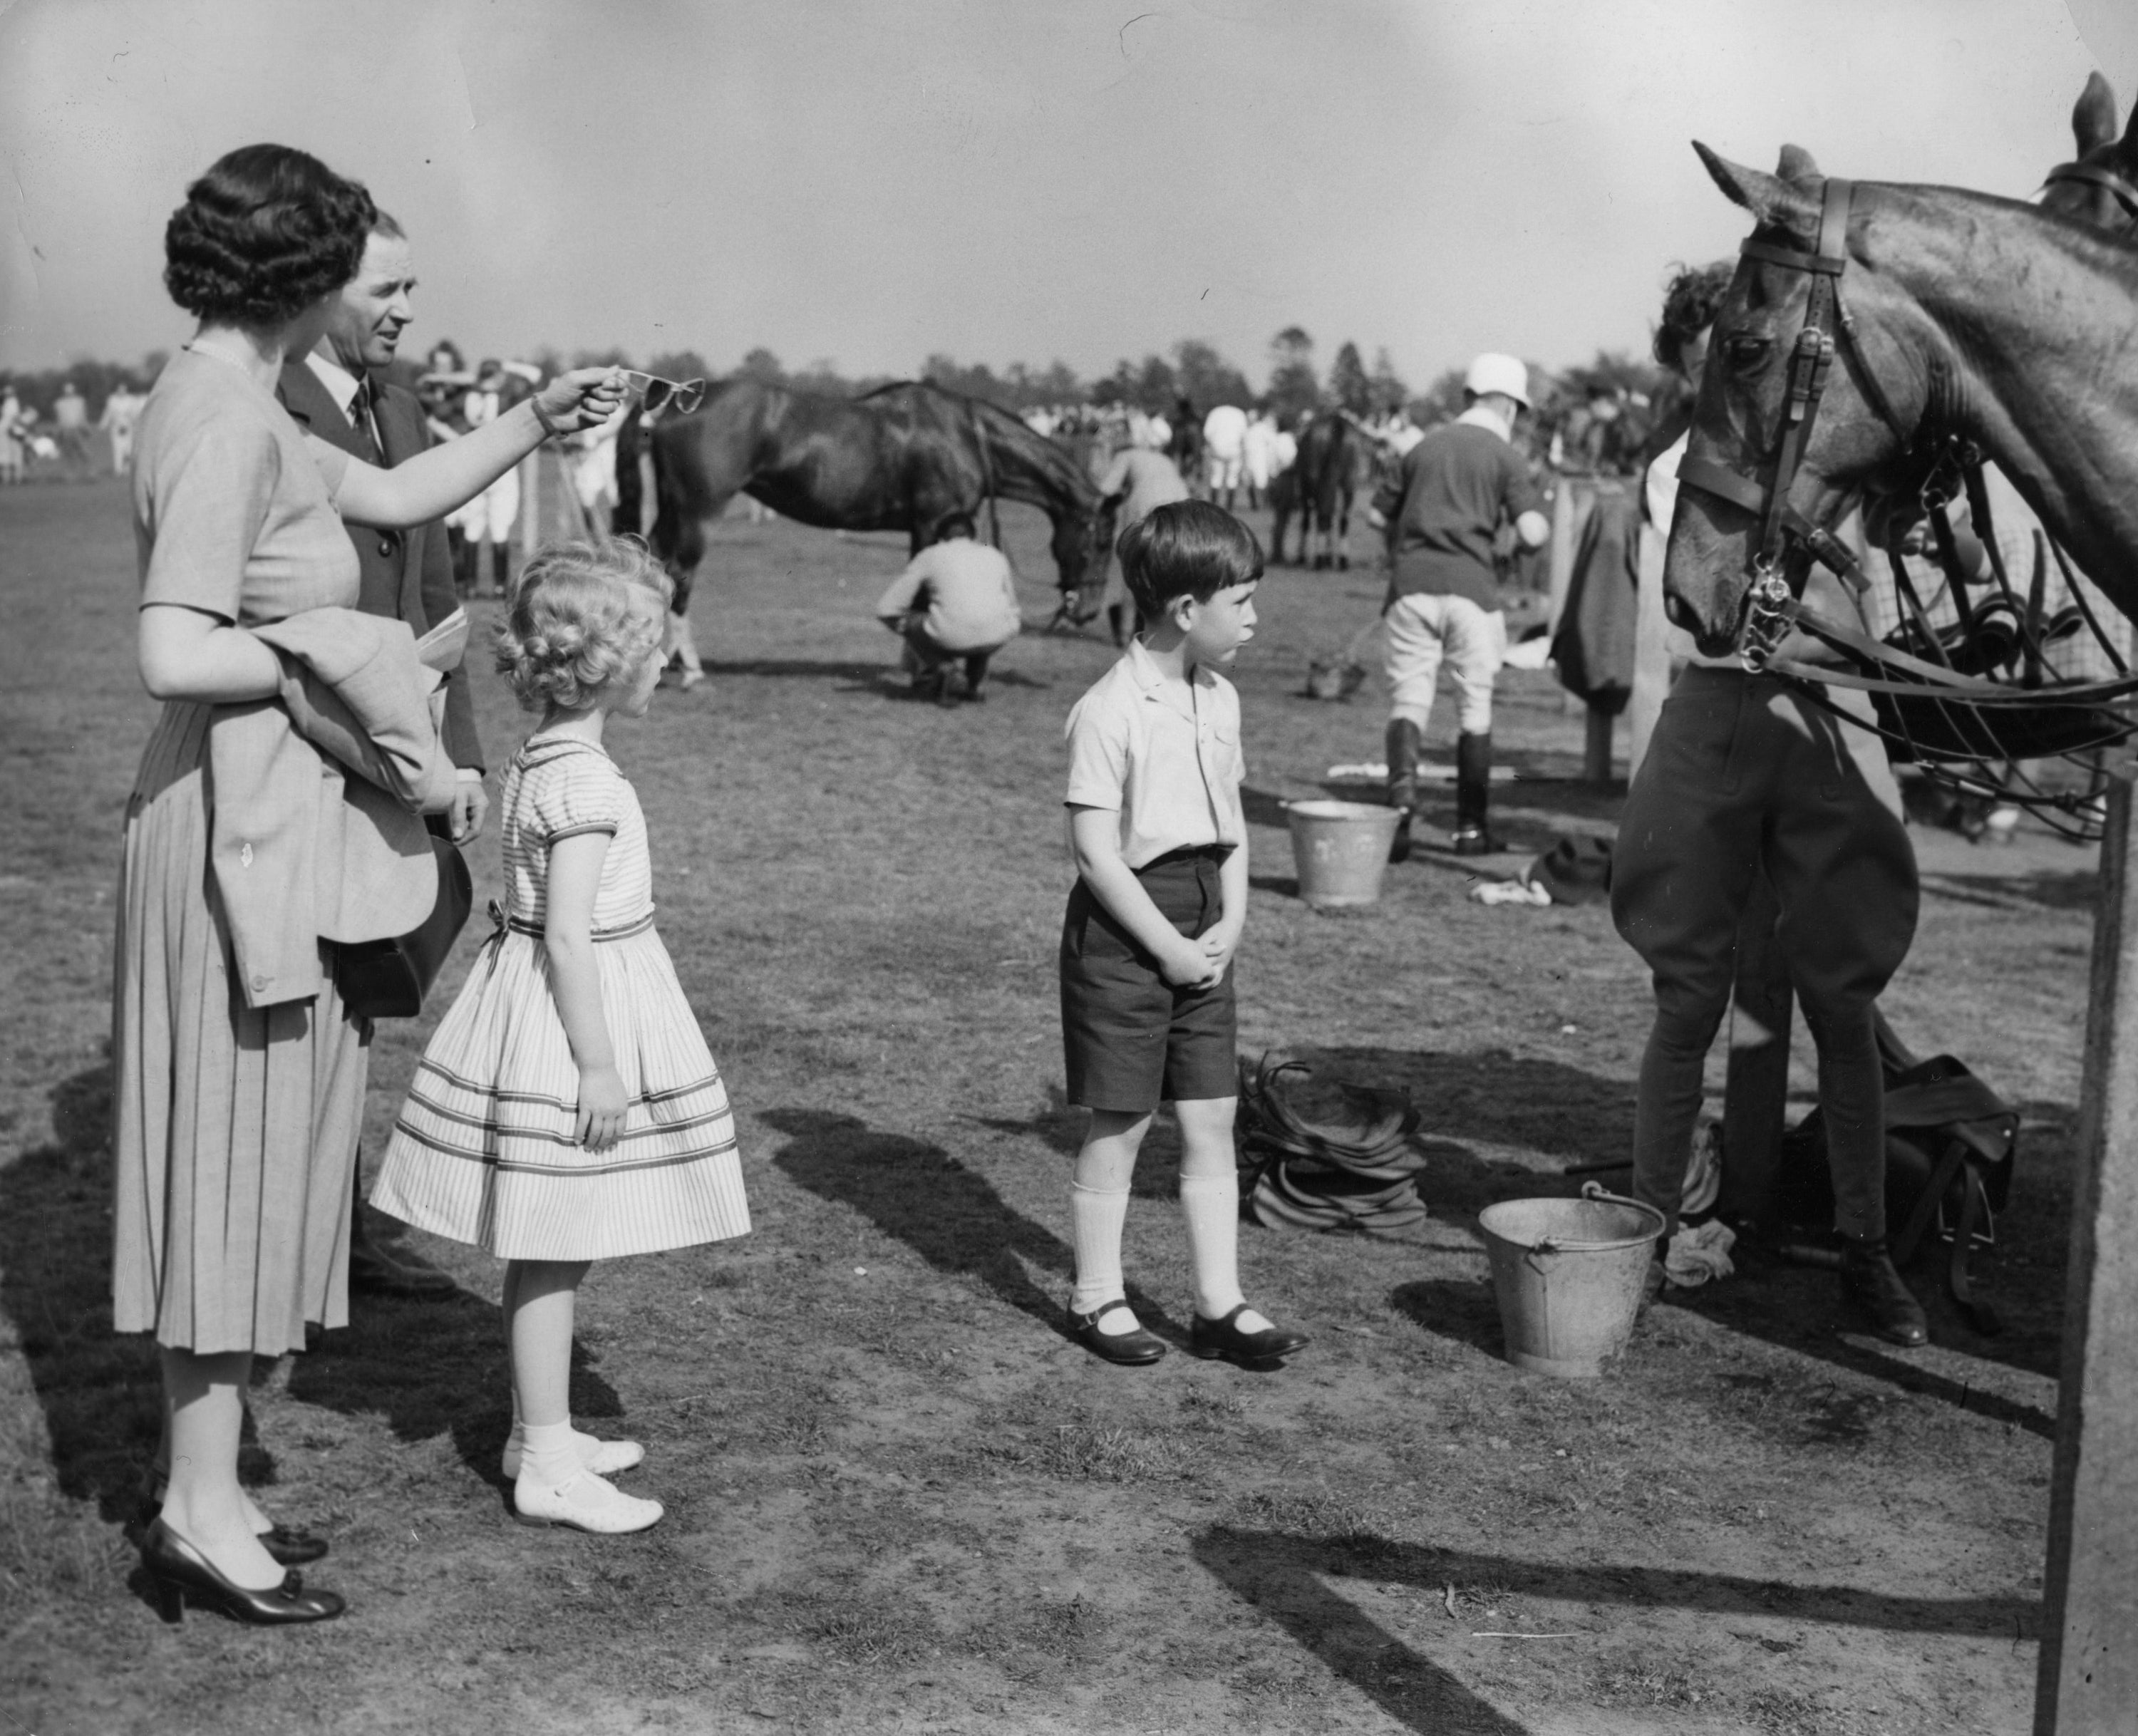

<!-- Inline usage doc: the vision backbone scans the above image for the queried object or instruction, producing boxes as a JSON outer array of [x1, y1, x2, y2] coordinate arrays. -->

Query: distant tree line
[[7, 325, 1672, 438]]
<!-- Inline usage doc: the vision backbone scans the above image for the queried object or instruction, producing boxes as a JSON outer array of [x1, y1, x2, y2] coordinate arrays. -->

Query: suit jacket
[[278, 359, 485, 773]]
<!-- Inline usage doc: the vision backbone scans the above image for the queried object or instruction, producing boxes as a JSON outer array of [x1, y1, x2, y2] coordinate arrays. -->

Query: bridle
[[1675, 175, 1923, 669], [1673, 172, 2138, 834], [2043, 158, 2138, 234]]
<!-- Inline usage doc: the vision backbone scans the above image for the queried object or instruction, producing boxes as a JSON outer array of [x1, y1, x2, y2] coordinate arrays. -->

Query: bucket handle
[[1580, 1179, 1669, 1239], [1520, 1183, 1666, 1267]]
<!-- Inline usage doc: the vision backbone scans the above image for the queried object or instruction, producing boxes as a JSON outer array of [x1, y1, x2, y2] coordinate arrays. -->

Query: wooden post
[[2037, 772, 2138, 1732]]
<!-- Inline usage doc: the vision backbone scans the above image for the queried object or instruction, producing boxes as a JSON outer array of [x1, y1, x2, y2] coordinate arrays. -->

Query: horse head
[[1051, 491, 1120, 624], [1664, 145, 1949, 656], [2042, 72, 2138, 234]]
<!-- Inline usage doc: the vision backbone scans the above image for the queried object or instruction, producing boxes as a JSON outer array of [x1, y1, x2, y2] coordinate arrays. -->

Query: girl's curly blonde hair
[[495, 539, 674, 711]]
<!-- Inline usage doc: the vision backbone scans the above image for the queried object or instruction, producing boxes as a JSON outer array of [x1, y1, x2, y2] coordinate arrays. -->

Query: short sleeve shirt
[[500, 738, 654, 931], [1064, 641, 1246, 869], [132, 348, 357, 626], [1375, 414, 1544, 610]]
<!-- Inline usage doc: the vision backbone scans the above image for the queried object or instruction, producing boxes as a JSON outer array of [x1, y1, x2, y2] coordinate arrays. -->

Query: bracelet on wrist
[[532, 399, 564, 441]]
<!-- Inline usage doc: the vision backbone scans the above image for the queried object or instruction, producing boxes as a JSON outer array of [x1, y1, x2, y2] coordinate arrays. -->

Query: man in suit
[[280, 210, 486, 1300]]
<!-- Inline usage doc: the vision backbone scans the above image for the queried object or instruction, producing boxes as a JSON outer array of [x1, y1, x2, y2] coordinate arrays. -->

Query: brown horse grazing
[[624, 378, 1117, 621], [2045, 71, 2138, 234], [1663, 143, 2138, 658], [1292, 412, 1374, 569]]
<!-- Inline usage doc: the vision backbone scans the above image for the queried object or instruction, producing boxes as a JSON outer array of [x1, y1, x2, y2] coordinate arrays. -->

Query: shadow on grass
[[0, 1060, 162, 1524], [1191, 1524, 2037, 1733], [1916, 868, 2097, 913], [0, 1055, 618, 1512], [1296, 1043, 2062, 1430], [768, 1107, 1167, 1344], [286, 1202, 624, 1493]]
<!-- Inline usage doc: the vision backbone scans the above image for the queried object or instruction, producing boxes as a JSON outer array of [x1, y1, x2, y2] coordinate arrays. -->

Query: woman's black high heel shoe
[[137, 1467, 329, 1566], [140, 1519, 345, 1626]]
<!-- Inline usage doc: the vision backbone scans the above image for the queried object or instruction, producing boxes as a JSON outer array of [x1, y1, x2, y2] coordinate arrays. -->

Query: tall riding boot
[[1452, 731, 1500, 856], [493, 542, 513, 600], [1839, 1234, 1929, 1347], [1385, 718, 1422, 863]]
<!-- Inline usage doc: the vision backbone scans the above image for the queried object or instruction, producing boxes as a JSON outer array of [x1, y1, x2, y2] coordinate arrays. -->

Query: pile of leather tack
[[1235, 1055, 1428, 1234]]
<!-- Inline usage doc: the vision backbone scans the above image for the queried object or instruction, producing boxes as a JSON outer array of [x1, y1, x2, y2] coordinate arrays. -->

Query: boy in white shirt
[[1058, 501, 1308, 1369]]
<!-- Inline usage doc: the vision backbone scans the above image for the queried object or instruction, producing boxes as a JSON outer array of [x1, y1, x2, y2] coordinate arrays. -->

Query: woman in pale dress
[[117, 143, 621, 1623]]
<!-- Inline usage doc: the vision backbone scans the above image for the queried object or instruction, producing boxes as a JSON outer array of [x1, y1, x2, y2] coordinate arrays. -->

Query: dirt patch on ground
[[1, 481, 2063, 1732]]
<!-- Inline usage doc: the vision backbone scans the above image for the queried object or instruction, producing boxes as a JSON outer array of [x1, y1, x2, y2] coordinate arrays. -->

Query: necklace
[[185, 337, 275, 388]]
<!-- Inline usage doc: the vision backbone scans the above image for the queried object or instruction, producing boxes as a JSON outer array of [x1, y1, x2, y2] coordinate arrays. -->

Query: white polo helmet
[[1464, 353, 1531, 408]]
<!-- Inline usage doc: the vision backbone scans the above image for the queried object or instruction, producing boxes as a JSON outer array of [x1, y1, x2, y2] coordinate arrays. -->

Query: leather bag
[[331, 832, 473, 1020]]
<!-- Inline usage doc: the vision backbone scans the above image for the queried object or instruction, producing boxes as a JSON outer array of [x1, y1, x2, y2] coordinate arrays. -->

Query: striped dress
[[370, 735, 749, 1259]]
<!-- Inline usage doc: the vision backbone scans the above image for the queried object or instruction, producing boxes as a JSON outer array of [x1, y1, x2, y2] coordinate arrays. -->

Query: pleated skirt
[[110, 703, 368, 1356], [371, 922, 749, 1261]]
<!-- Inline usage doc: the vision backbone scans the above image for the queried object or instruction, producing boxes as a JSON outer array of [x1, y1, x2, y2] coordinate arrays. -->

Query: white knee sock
[[517, 1420, 584, 1489], [1179, 1170, 1262, 1326], [1069, 1181, 1132, 1322]]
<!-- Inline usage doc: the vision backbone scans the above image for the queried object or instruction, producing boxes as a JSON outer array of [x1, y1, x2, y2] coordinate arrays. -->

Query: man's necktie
[[348, 380, 383, 463]]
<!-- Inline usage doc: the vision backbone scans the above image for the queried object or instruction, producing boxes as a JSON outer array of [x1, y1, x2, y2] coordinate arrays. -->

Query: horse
[[1292, 411, 1375, 569], [2045, 71, 2138, 234], [1662, 143, 2138, 662], [621, 377, 1117, 625]]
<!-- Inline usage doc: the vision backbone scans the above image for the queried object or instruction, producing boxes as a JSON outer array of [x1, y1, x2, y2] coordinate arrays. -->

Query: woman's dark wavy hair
[[1119, 499, 1264, 616], [1652, 259, 1736, 373], [164, 144, 376, 328]]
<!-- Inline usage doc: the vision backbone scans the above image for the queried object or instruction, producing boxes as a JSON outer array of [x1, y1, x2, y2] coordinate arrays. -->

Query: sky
[[4, 0, 2134, 391]]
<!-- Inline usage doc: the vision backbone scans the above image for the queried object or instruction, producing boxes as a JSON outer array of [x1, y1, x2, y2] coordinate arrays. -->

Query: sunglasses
[[618, 369, 706, 415]]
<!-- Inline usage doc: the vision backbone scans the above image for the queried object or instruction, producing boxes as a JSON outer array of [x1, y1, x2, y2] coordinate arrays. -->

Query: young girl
[[371, 540, 750, 1534]]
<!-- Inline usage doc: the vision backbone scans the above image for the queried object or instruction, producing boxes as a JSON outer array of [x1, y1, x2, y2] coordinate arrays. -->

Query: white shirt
[[1202, 403, 1248, 459], [305, 350, 369, 425], [1065, 639, 1246, 869], [1455, 402, 1514, 444]]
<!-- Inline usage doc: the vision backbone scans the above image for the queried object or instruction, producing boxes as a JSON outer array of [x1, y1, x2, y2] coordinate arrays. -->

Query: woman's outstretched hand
[[536, 368, 628, 434]]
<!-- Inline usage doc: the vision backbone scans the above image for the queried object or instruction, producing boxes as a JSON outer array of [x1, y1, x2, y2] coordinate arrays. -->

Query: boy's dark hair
[[1653, 259, 1735, 372], [1118, 500, 1263, 617], [934, 513, 977, 543]]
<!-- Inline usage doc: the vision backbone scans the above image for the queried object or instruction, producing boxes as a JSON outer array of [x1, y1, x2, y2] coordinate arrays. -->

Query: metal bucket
[[1286, 800, 1403, 907], [1475, 1184, 1666, 1378]]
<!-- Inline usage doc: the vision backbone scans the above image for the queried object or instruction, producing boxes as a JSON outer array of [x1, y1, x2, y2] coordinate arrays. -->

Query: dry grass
[[0, 479, 2072, 1732]]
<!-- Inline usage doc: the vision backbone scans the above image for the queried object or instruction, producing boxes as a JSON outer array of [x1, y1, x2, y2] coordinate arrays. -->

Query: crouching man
[[876, 515, 1023, 704]]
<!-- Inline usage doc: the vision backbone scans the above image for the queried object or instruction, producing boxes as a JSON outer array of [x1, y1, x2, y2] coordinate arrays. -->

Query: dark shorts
[[1060, 847, 1238, 1112]]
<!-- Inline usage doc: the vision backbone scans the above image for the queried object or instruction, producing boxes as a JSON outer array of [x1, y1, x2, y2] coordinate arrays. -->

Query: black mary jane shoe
[[1067, 1298, 1167, 1365], [138, 1469, 329, 1567], [139, 1519, 345, 1626], [1189, 1304, 1309, 1366]]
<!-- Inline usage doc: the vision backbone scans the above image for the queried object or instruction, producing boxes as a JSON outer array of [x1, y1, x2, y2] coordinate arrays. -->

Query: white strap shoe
[[512, 1468, 663, 1534]]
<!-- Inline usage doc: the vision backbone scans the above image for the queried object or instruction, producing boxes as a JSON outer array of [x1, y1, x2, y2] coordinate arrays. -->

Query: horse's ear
[[1693, 141, 1819, 238], [2074, 71, 2118, 155], [1776, 143, 1822, 185]]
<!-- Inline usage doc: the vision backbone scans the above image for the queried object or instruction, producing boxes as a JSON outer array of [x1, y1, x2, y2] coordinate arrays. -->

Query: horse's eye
[[1725, 336, 1771, 373]]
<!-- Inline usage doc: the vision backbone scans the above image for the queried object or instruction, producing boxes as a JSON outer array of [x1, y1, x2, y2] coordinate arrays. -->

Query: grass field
[[0, 474, 2091, 1733]]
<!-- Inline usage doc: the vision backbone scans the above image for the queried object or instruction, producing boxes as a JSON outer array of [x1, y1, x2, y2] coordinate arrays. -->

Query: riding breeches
[[1383, 592, 1505, 734], [1611, 666, 1919, 1238]]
